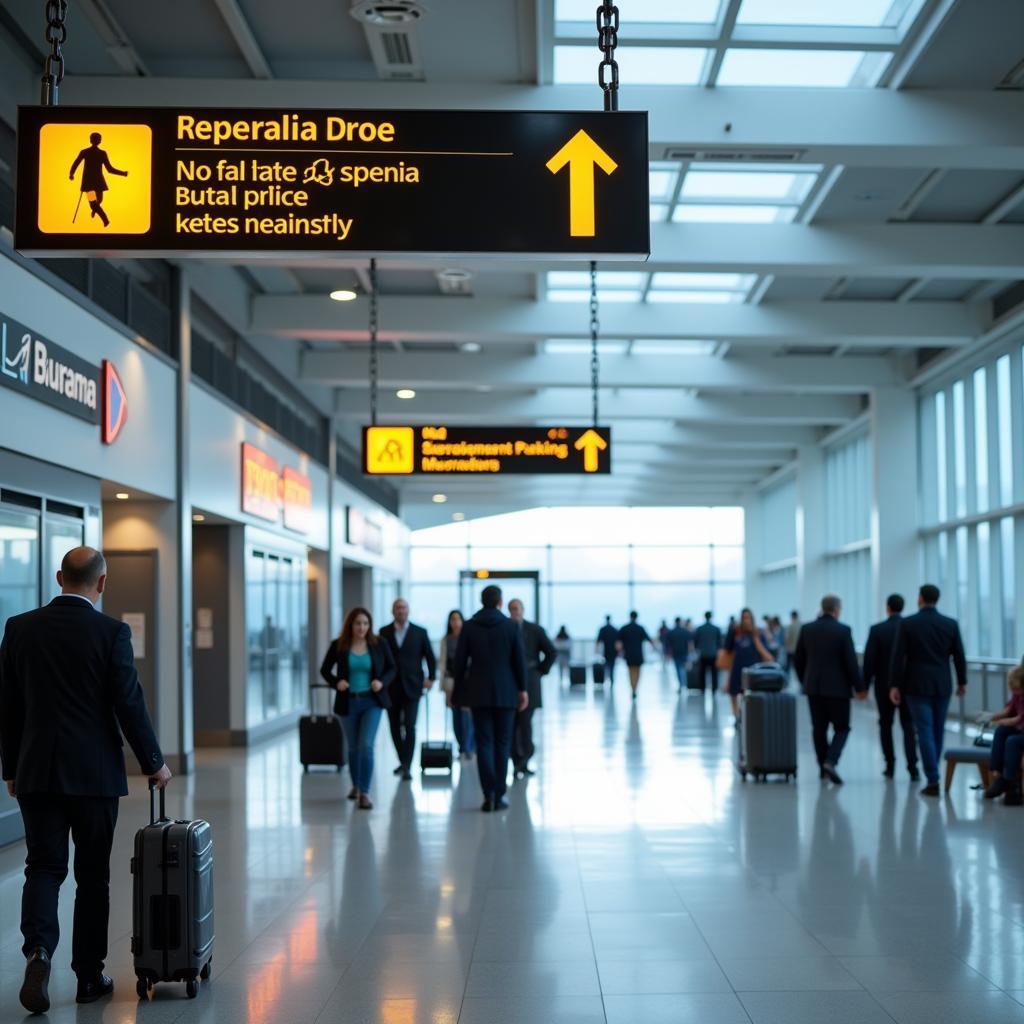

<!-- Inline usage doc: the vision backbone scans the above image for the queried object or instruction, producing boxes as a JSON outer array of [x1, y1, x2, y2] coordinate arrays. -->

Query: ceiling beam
[[300, 350, 901, 393], [256, 296, 980, 349], [607, 422, 820, 447], [61, 78, 1024, 169], [212, 0, 273, 79]]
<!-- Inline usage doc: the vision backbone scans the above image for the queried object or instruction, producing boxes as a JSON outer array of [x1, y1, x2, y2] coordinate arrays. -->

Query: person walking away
[[453, 586, 528, 812], [793, 594, 866, 786], [783, 611, 802, 673], [862, 595, 918, 781], [668, 616, 694, 693], [439, 610, 475, 759], [596, 615, 619, 684], [380, 598, 436, 780], [320, 607, 395, 810], [508, 599, 556, 778], [694, 612, 722, 694], [554, 626, 571, 682], [617, 611, 654, 700], [982, 664, 1024, 805], [723, 608, 772, 720], [889, 584, 967, 797], [0, 547, 171, 1014], [658, 620, 672, 667]]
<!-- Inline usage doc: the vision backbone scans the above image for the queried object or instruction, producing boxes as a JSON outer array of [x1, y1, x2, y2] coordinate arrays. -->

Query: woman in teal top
[[320, 607, 396, 809]]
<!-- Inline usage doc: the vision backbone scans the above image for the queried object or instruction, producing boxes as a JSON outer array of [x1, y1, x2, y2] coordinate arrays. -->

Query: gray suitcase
[[739, 690, 797, 782], [132, 784, 214, 1000], [742, 662, 786, 693]]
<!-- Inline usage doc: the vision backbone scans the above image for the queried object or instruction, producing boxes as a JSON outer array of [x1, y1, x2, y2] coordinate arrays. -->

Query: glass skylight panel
[[651, 272, 756, 291], [548, 290, 644, 303], [647, 291, 741, 304], [650, 204, 670, 222], [556, 0, 722, 23], [736, 0, 918, 28], [649, 163, 679, 202], [682, 167, 819, 203], [547, 271, 645, 290], [545, 339, 630, 355], [554, 45, 708, 86], [717, 48, 890, 87], [632, 340, 718, 355], [672, 204, 797, 223]]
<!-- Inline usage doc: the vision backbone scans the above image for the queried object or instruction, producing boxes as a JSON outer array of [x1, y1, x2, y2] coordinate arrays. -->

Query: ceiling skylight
[[548, 271, 645, 290], [555, 0, 722, 23], [545, 339, 630, 355], [554, 45, 708, 86], [682, 167, 818, 203], [718, 48, 891, 87], [650, 204, 670, 222], [672, 204, 797, 223], [647, 271, 755, 305], [647, 291, 741, 304], [736, 0, 924, 29], [548, 290, 644, 303], [649, 163, 681, 202], [632, 340, 719, 356]]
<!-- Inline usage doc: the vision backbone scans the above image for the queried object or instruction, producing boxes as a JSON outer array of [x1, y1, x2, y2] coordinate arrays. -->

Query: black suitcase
[[420, 691, 454, 772], [132, 784, 214, 1001], [569, 664, 587, 686], [687, 661, 705, 690], [592, 661, 605, 685], [300, 683, 345, 772], [742, 662, 787, 693], [738, 691, 798, 782]]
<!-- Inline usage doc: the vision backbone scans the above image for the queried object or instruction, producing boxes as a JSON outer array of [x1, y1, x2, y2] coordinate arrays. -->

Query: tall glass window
[[973, 367, 989, 513]]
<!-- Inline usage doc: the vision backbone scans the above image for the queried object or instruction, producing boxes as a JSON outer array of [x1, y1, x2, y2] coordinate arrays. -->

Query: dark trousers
[[697, 655, 718, 692], [808, 695, 851, 768], [18, 793, 119, 978], [472, 707, 516, 800], [513, 706, 535, 770], [604, 652, 617, 682], [991, 724, 1024, 781], [387, 692, 420, 769], [876, 684, 918, 771]]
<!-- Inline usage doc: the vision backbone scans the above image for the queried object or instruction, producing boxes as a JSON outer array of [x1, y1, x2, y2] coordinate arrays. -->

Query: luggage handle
[[310, 682, 335, 715], [148, 780, 168, 825], [423, 684, 449, 744]]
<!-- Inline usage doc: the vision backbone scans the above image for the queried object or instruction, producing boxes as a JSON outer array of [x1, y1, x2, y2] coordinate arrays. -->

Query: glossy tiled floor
[[3, 663, 1024, 1023]]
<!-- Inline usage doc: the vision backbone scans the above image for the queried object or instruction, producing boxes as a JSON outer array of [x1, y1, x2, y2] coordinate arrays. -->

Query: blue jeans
[[452, 707, 475, 755], [905, 693, 951, 785], [339, 695, 383, 792], [991, 724, 1024, 782]]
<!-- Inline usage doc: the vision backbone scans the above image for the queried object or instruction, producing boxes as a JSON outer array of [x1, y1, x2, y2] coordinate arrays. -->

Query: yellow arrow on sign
[[574, 428, 608, 472], [545, 130, 618, 237]]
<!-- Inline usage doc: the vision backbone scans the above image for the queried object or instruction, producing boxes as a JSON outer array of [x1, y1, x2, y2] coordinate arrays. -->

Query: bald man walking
[[0, 547, 170, 1014]]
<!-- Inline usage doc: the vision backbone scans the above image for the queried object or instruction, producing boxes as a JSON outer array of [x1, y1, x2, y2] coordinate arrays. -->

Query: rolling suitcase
[[592, 661, 605, 685], [132, 783, 214, 1001], [742, 662, 787, 693], [420, 691, 454, 773], [686, 661, 704, 690], [739, 690, 797, 782], [569, 664, 587, 686], [299, 683, 345, 772]]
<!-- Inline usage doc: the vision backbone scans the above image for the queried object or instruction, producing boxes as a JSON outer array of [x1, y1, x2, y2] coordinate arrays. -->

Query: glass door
[[43, 512, 85, 602], [0, 506, 41, 635]]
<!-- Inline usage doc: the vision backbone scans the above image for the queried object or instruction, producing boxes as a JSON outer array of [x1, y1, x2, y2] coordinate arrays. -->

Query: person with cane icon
[[69, 132, 127, 228]]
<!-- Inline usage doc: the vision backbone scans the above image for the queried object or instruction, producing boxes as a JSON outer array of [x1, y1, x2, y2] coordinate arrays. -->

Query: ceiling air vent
[[663, 147, 806, 162], [351, 2, 427, 81]]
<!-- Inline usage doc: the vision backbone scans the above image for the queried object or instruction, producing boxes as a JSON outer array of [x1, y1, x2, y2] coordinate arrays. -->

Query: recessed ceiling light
[[476, 384, 493, 393], [460, 341, 482, 353], [452, 512, 466, 521], [192, 514, 206, 522], [114, 492, 130, 500], [396, 388, 416, 399], [329, 288, 358, 302], [432, 493, 447, 504]]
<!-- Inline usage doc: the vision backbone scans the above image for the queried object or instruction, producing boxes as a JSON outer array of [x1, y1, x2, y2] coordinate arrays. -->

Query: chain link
[[589, 261, 600, 426], [41, 0, 69, 106], [596, 0, 619, 112], [368, 258, 379, 426]]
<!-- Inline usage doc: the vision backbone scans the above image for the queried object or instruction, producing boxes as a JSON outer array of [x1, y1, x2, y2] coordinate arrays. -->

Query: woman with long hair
[[439, 609, 475, 759], [319, 606, 396, 809], [723, 607, 773, 720]]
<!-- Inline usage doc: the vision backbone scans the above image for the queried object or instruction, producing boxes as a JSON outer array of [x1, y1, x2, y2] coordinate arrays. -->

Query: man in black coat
[[793, 594, 866, 785], [889, 584, 967, 796], [667, 616, 694, 692], [862, 594, 918, 781], [0, 547, 170, 1014], [380, 598, 437, 780], [596, 615, 619, 683], [508, 599, 556, 778], [453, 586, 528, 812]]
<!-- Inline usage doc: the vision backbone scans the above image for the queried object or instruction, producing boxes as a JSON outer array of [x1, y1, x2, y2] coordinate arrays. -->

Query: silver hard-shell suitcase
[[739, 690, 797, 782], [132, 784, 214, 1000]]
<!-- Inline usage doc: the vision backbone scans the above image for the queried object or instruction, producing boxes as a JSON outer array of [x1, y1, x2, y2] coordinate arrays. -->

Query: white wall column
[[743, 490, 764, 612], [870, 386, 920, 612], [796, 444, 827, 617]]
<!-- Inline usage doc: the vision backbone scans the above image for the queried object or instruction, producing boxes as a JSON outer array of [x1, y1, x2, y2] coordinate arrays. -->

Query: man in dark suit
[[862, 594, 919, 781], [380, 598, 437, 780], [793, 594, 867, 785], [890, 584, 967, 796], [508, 599, 556, 778], [0, 547, 170, 1014], [667, 616, 694, 692], [453, 586, 527, 812], [693, 612, 722, 693], [617, 611, 654, 700], [596, 615, 619, 683]]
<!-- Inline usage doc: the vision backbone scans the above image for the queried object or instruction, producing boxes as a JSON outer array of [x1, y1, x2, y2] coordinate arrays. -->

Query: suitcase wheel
[[201, 959, 212, 980], [186, 979, 199, 999], [302, 764, 309, 773]]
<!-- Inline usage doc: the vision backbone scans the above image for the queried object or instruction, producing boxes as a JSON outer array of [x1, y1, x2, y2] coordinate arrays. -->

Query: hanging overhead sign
[[15, 106, 649, 259], [363, 425, 611, 476]]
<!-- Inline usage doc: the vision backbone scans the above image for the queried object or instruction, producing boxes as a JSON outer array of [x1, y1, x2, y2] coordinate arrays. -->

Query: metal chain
[[41, 0, 69, 106], [368, 258, 379, 426], [589, 261, 600, 426], [597, 0, 619, 112]]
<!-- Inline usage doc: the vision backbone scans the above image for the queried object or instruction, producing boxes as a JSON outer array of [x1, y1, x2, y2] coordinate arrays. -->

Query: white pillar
[[742, 490, 763, 612], [870, 387, 920, 614], [796, 443, 827, 618]]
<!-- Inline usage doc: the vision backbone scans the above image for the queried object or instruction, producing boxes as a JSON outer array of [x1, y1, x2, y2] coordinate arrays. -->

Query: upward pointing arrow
[[546, 130, 618, 238], [574, 428, 608, 473]]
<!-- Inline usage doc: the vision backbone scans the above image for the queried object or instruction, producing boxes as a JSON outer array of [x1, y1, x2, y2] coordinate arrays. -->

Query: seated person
[[983, 665, 1024, 806]]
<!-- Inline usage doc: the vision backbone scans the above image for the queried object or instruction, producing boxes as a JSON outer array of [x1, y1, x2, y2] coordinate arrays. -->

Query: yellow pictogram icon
[[574, 428, 608, 473], [545, 130, 618, 238], [366, 426, 415, 474]]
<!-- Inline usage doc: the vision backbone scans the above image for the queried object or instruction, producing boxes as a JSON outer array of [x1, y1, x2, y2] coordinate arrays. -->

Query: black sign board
[[364, 425, 612, 476], [0, 312, 99, 424], [16, 106, 649, 259]]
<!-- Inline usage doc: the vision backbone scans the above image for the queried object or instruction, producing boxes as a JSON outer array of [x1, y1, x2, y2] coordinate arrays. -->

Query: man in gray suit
[[508, 599, 556, 779]]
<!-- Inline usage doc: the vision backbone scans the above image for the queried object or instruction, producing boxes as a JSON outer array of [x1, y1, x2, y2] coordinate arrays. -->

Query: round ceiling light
[[192, 514, 206, 523], [350, 1, 427, 26], [396, 388, 416, 400], [432, 493, 447, 504], [329, 288, 358, 302], [452, 512, 466, 521], [114, 492, 130, 500], [460, 341, 482, 353]]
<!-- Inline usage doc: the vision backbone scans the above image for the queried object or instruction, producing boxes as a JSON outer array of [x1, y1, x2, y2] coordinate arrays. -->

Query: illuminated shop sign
[[16, 106, 649, 259], [240, 442, 312, 533]]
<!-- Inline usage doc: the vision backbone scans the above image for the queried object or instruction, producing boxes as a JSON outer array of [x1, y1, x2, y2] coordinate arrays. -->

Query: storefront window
[[0, 508, 40, 628]]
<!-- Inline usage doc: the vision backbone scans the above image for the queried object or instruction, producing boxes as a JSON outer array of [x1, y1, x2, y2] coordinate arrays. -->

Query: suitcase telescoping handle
[[148, 779, 168, 825], [310, 682, 335, 715]]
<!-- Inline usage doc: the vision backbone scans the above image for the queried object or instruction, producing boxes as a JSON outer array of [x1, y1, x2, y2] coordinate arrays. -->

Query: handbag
[[715, 648, 734, 672]]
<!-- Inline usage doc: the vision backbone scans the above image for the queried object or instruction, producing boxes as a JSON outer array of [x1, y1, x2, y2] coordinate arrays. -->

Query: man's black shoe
[[909, 769, 921, 782], [920, 783, 940, 797], [401, 769, 413, 781], [522, 767, 536, 776], [822, 764, 844, 786], [393, 765, 404, 776], [494, 797, 510, 811], [480, 799, 493, 813], [20, 948, 50, 1015], [882, 765, 894, 779], [76, 975, 114, 1004], [1004, 785, 1023, 807], [819, 766, 828, 780]]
